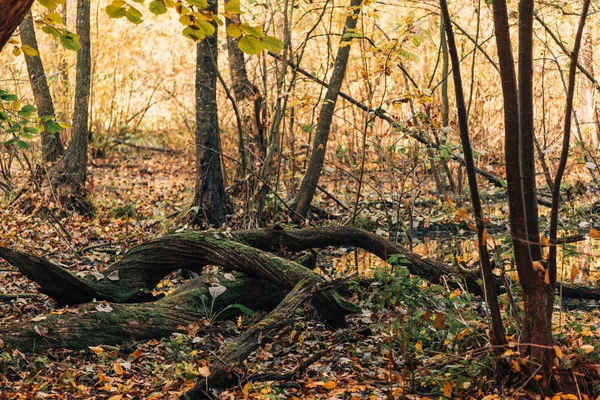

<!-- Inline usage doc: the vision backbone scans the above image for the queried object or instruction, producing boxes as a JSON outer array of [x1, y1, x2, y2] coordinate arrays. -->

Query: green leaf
[[38, 0, 58, 10], [46, 121, 63, 133], [226, 23, 242, 38], [224, 0, 242, 14], [0, 93, 18, 101], [41, 25, 61, 37], [23, 126, 39, 134], [238, 35, 263, 54], [0, 111, 8, 121], [239, 22, 264, 38], [20, 132, 36, 139], [149, 0, 168, 15], [185, 0, 208, 8], [260, 36, 283, 53], [16, 140, 31, 150], [179, 14, 193, 25], [59, 32, 81, 51], [126, 6, 144, 24], [3, 137, 18, 146], [195, 20, 215, 36], [106, 5, 127, 18], [20, 104, 37, 114], [182, 26, 206, 41], [225, 304, 254, 316]]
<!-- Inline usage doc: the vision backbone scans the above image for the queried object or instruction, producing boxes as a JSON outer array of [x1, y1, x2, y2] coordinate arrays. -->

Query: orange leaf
[[132, 348, 143, 359], [113, 362, 124, 375], [442, 380, 453, 397], [89, 346, 103, 355], [467, 223, 477, 231], [198, 365, 211, 377], [554, 345, 563, 358], [570, 264, 578, 285], [541, 235, 550, 247], [455, 207, 469, 221], [544, 268, 551, 285], [108, 395, 123, 400], [589, 228, 600, 239], [445, 194, 454, 206], [323, 381, 337, 390], [532, 261, 545, 273], [481, 228, 488, 244]]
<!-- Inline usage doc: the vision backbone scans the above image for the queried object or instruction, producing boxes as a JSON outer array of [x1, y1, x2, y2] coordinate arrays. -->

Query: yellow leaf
[[21, 45, 38, 56], [243, 382, 251, 399], [198, 365, 211, 377], [570, 264, 578, 285], [323, 381, 337, 390], [442, 380, 453, 397], [415, 340, 422, 352], [544, 268, 551, 285], [457, 327, 470, 340], [589, 228, 600, 239], [554, 345, 563, 358], [113, 362, 124, 375], [89, 346, 103, 355], [108, 395, 123, 400], [449, 288, 460, 299], [13, 46, 21, 56]]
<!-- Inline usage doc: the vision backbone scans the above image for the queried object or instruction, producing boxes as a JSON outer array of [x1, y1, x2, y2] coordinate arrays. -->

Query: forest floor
[[2, 148, 600, 399]]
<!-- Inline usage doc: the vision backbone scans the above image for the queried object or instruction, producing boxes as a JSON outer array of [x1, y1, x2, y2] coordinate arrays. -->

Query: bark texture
[[48, 0, 93, 215], [19, 12, 64, 162], [193, 0, 230, 227], [0, 0, 35, 51]]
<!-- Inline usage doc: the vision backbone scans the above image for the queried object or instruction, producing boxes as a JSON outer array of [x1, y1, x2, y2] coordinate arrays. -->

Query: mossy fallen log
[[0, 234, 360, 326], [0, 273, 287, 352]]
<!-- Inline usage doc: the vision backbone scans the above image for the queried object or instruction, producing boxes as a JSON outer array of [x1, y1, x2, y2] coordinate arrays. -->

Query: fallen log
[[0, 234, 360, 326], [231, 226, 600, 300], [0, 272, 287, 352]]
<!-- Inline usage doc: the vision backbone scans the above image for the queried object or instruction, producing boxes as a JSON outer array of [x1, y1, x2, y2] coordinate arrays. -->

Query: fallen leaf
[[132, 348, 143, 359], [198, 365, 211, 377], [89, 346, 104, 355], [113, 362, 124, 375], [570, 264, 578, 285], [580, 344, 594, 353], [544, 268, 550, 285], [323, 381, 337, 390], [554, 345, 563, 358], [107, 270, 120, 281], [442, 380, 453, 397], [96, 303, 114, 313], [589, 228, 600, 239]]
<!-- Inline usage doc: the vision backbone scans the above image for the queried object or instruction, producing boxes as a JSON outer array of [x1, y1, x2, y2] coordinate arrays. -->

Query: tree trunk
[[518, 0, 541, 261], [225, 7, 265, 173], [293, 0, 363, 221], [19, 12, 64, 163], [193, 0, 230, 227], [48, 0, 93, 216], [0, 0, 34, 51]]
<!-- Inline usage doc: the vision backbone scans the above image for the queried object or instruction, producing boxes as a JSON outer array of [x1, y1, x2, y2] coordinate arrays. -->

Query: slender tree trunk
[[48, 0, 93, 215], [20, 12, 64, 163], [192, 0, 231, 227], [440, 0, 506, 349], [0, 0, 34, 51], [518, 0, 541, 261], [225, 7, 265, 171], [292, 0, 363, 222], [581, 29, 598, 148]]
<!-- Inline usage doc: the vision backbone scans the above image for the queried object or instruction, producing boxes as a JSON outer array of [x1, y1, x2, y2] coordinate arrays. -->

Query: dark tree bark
[[48, 0, 93, 215], [518, 0, 541, 261], [293, 0, 363, 221], [19, 12, 64, 163], [439, 0, 506, 349], [0, 0, 34, 51], [225, 4, 265, 169], [192, 0, 231, 227]]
